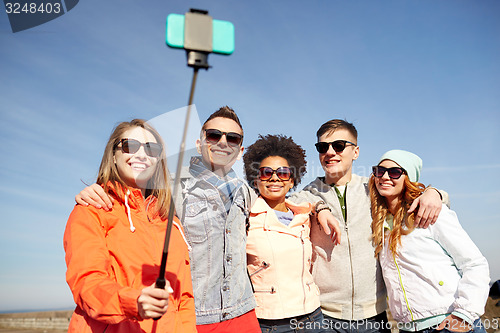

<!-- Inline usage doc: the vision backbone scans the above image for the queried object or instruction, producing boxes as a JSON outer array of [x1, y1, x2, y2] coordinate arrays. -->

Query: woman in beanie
[[369, 149, 489, 333]]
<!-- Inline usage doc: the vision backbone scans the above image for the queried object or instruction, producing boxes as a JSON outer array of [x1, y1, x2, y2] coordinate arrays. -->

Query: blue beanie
[[378, 150, 422, 182]]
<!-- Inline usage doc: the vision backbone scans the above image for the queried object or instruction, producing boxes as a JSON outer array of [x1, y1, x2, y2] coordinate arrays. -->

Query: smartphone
[[166, 13, 235, 55]]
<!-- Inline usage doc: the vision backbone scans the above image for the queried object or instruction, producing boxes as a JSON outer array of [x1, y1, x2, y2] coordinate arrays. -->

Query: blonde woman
[[64, 119, 196, 332], [369, 149, 489, 333]]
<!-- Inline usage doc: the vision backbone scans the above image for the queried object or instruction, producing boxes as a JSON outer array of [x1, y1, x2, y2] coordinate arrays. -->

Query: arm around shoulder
[[411, 187, 447, 228], [426, 187, 450, 208], [289, 184, 321, 205], [75, 183, 114, 210]]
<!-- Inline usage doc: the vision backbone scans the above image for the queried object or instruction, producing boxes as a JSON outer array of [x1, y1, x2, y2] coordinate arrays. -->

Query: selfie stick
[[155, 68, 199, 292], [155, 8, 234, 298]]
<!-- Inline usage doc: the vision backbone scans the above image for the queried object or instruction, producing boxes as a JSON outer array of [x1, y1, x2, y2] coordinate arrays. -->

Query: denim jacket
[[174, 157, 256, 325]]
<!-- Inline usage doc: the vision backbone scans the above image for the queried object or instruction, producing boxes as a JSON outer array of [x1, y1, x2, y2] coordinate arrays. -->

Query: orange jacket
[[64, 184, 196, 333]]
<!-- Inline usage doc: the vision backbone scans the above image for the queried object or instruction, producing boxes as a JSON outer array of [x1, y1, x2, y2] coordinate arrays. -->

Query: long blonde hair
[[370, 174, 426, 257], [96, 119, 171, 219]]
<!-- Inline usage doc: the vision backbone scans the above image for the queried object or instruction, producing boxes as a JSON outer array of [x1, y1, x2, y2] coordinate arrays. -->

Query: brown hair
[[316, 119, 358, 142], [201, 106, 244, 135], [96, 119, 171, 219], [369, 174, 426, 257]]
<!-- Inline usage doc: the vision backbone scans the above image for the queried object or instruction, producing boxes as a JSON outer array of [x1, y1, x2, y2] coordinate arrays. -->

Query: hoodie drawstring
[[123, 190, 191, 252], [123, 190, 190, 252], [382, 222, 387, 251], [124, 190, 136, 232]]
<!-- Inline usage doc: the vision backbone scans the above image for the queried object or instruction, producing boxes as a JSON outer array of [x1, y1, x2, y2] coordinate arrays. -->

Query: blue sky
[[1, 0, 499, 312]]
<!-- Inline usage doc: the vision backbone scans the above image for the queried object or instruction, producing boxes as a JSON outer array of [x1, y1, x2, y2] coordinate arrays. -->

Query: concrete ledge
[[0, 310, 72, 331]]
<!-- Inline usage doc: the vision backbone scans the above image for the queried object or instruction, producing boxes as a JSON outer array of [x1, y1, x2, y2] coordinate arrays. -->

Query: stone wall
[[0, 310, 72, 332]]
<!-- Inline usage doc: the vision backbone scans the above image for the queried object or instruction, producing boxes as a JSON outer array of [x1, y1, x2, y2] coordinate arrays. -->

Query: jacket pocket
[[183, 201, 210, 243], [254, 286, 276, 294], [306, 281, 320, 296], [249, 261, 270, 277]]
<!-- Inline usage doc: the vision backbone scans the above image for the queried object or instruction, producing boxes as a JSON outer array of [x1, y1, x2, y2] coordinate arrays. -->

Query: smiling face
[[196, 117, 244, 176], [114, 127, 159, 194], [256, 156, 294, 210], [374, 159, 406, 205], [318, 129, 359, 185]]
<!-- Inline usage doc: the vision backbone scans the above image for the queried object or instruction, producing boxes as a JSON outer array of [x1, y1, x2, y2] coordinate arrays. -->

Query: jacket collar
[[251, 196, 311, 215], [106, 181, 156, 210], [314, 173, 366, 189], [250, 197, 311, 234]]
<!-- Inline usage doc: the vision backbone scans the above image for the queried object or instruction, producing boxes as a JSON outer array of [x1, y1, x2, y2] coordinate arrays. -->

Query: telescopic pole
[[155, 67, 199, 292]]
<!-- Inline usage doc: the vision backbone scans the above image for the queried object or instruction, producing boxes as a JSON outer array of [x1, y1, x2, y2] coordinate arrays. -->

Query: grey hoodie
[[291, 174, 387, 320]]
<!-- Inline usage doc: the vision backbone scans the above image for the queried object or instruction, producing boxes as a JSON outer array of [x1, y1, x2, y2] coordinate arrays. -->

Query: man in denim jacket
[[175, 106, 259, 331]]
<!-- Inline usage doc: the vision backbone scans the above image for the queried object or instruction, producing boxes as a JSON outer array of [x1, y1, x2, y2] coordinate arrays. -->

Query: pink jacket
[[246, 197, 320, 319]]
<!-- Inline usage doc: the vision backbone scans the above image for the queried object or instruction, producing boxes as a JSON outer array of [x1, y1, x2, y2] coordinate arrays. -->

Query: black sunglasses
[[115, 138, 162, 158], [315, 140, 357, 154], [258, 166, 292, 181], [205, 129, 243, 147], [372, 166, 405, 179]]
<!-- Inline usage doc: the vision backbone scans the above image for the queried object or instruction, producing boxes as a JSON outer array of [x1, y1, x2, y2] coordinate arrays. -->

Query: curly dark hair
[[243, 134, 307, 191]]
